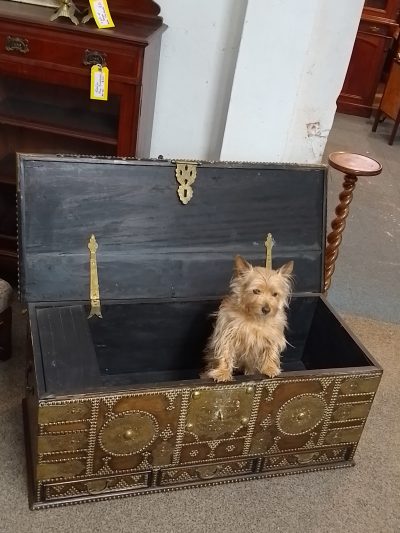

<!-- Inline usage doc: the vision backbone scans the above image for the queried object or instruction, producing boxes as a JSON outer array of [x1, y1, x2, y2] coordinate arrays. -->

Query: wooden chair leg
[[388, 113, 400, 145], [372, 110, 382, 132]]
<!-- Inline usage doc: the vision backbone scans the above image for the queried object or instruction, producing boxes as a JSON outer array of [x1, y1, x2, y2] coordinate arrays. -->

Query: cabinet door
[[364, 0, 400, 19], [337, 32, 389, 117]]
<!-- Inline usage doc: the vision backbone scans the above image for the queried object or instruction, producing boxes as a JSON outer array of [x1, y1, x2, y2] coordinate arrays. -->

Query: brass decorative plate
[[277, 394, 326, 435], [99, 411, 159, 456], [185, 386, 254, 440]]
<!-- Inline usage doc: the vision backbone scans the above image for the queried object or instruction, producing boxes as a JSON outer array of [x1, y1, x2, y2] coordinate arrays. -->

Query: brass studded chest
[[18, 154, 382, 509]]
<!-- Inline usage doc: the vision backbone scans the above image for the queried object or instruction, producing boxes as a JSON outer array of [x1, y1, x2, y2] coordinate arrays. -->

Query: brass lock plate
[[185, 386, 255, 440]]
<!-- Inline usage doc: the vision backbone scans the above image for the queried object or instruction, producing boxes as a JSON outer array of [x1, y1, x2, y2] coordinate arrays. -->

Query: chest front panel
[[31, 372, 380, 505]]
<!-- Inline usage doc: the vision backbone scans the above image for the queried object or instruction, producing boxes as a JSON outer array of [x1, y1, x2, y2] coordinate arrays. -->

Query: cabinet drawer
[[0, 25, 142, 80], [325, 426, 363, 445], [37, 458, 86, 481], [159, 458, 255, 486], [339, 376, 380, 396], [38, 401, 92, 424], [359, 19, 394, 37], [332, 402, 372, 421], [261, 446, 351, 472], [43, 472, 150, 501], [38, 432, 88, 453]]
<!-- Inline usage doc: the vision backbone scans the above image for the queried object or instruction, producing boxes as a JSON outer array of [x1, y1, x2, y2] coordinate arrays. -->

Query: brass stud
[[246, 386, 254, 394], [241, 417, 249, 425], [186, 422, 193, 430], [123, 429, 134, 440], [192, 391, 201, 399]]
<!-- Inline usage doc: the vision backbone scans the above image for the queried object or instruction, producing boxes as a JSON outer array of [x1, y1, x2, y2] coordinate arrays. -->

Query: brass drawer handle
[[5, 36, 29, 54], [369, 26, 382, 33], [294, 452, 318, 464], [83, 49, 107, 67], [196, 465, 221, 480], [86, 479, 109, 494]]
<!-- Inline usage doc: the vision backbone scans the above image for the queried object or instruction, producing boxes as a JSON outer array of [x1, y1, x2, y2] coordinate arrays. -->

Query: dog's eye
[[272, 292, 278, 297], [253, 289, 261, 295]]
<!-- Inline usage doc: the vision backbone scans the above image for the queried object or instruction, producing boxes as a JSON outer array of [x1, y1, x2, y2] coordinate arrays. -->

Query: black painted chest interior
[[19, 155, 375, 396]]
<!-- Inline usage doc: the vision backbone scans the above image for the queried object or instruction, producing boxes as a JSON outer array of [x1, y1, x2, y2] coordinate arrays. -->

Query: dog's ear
[[276, 261, 294, 277], [234, 255, 252, 276]]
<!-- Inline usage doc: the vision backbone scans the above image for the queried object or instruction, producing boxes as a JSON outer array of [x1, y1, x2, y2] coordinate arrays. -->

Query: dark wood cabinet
[[337, 0, 400, 117], [0, 0, 163, 284]]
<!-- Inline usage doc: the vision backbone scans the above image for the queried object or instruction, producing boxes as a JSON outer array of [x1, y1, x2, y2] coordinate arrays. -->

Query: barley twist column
[[324, 152, 382, 292]]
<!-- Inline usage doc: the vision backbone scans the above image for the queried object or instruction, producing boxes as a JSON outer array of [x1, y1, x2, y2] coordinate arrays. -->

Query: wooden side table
[[325, 152, 382, 292], [372, 53, 400, 144], [0, 0, 163, 284]]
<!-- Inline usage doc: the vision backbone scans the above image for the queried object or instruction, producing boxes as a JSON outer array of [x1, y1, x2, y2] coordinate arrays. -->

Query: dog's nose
[[262, 305, 270, 315]]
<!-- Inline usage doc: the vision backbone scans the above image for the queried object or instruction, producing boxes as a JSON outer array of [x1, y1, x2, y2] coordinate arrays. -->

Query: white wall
[[144, 0, 364, 164]]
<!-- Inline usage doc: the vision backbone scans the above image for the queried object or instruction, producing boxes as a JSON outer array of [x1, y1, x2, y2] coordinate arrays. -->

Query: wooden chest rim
[[33, 370, 383, 405], [27, 292, 382, 401]]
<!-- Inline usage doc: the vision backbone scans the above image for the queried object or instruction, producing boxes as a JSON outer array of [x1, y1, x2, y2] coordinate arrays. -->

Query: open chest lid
[[18, 154, 327, 303]]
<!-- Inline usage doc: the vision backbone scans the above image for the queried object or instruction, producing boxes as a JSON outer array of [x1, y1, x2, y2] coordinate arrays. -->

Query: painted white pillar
[[145, 0, 364, 163], [220, 0, 365, 163], [147, 0, 248, 160]]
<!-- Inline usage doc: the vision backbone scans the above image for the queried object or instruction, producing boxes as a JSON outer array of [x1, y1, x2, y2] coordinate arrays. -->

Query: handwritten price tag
[[90, 65, 109, 100], [89, 0, 115, 29]]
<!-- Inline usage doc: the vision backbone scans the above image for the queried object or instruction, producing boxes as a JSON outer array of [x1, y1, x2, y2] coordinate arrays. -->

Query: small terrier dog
[[203, 256, 294, 382]]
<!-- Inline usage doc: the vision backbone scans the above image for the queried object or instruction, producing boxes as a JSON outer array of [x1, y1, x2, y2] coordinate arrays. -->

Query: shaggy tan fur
[[202, 255, 294, 382]]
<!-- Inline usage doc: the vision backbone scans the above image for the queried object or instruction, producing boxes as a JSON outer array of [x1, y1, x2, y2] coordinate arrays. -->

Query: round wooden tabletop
[[328, 152, 382, 176]]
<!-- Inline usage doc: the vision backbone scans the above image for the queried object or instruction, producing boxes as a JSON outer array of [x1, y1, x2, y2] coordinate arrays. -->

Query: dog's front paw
[[261, 364, 281, 378], [207, 368, 233, 382]]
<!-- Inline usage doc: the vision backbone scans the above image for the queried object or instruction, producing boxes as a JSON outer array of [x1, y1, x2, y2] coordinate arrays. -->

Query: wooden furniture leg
[[388, 112, 400, 145], [372, 109, 382, 132], [324, 152, 382, 292]]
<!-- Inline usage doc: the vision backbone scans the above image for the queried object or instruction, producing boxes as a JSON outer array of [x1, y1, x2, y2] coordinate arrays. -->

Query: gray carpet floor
[[0, 114, 399, 531]]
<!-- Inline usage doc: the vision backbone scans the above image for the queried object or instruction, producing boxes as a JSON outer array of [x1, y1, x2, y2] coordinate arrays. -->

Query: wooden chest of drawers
[[0, 0, 163, 283]]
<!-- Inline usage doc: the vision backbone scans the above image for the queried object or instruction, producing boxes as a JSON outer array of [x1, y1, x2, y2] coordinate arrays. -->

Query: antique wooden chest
[[18, 154, 382, 509]]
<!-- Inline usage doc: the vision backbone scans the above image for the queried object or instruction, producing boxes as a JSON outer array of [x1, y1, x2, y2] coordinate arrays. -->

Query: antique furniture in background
[[372, 52, 400, 143], [337, 0, 400, 117], [0, 0, 163, 284], [19, 153, 382, 509]]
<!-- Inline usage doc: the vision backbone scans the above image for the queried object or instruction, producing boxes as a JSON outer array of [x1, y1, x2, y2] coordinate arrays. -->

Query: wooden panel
[[379, 60, 400, 118], [338, 32, 388, 116], [364, 0, 400, 19], [19, 156, 327, 301], [36, 305, 101, 394]]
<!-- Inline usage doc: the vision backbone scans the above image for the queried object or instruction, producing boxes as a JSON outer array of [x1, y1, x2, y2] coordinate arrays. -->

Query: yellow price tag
[[90, 65, 109, 101], [89, 0, 115, 29]]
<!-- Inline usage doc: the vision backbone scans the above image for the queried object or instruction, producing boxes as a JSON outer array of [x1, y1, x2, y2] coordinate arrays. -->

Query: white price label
[[90, 65, 109, 101]]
